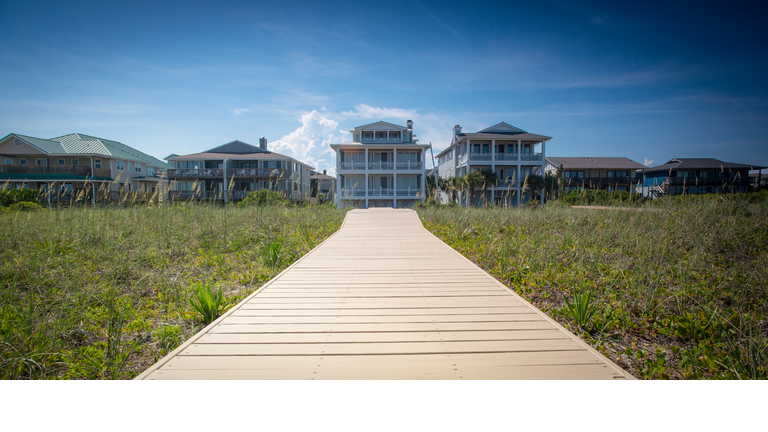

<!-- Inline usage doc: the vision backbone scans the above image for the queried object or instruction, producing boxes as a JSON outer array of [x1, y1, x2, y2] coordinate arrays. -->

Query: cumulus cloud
[[644, 158, 654, 167], [232, 108, 248, 115], [270, 110, 350, 176], [341, 104, 416, 120]]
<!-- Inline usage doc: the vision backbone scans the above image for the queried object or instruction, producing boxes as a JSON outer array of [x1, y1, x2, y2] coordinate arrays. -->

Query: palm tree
[[464, 171, 484, 207], [523, 173, 545, 203], [479, 168, 498, 204]]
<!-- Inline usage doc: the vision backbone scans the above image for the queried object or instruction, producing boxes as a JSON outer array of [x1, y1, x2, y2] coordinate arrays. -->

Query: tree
[[464, 171, 484, 207], [479, 168, 498, 204], [523, 173, 545, 203]]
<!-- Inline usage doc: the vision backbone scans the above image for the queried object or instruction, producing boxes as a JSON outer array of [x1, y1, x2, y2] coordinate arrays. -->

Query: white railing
[[494, 153, 519, 161], [396, 188, 420, 197], [520, 153, 543, 161], [395, 161, 423, 170], [339, 188, 367, 198], [367, 188, 395, 196], [496, 179, 519, 187], [458, 154, 467, 164], [367, 161, 395, 170], [470, 154, 492, 161], [339, 161, 367, 170]]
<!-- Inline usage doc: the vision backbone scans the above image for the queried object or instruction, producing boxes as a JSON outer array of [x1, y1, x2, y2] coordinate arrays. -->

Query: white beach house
[[436, 122, 551, 206], [331, 120, 430, 209]]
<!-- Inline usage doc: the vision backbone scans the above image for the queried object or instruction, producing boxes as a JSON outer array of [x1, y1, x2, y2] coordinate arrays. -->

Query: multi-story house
[[310, 169, 336, 204], [545, 157, 647, 192], [331, 120, 430, 209], [165, 138, 312, 203], [436, 122, 551, 206], [0, 132, 171, 200], [640, 158, 766, 198]]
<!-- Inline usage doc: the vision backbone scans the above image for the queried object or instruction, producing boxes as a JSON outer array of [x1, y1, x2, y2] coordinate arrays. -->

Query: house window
[[127, 162, 132, 172], [147, 167, 154, 176], [293, 183, 298, 191], [608, 171, 614, 178], [20, 159, 27, 165], [5, 159, 12, 165], [116, 160, 124, 170], [13, 139, 21, 147], [95, 159, 101, 169], [73, 159, 79, 165], [135, 164, 141, 173], [58, 159, 65, 165]]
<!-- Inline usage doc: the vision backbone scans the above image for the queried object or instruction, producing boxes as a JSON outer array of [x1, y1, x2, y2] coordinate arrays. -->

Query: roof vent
[[259, 137, 267, 150]]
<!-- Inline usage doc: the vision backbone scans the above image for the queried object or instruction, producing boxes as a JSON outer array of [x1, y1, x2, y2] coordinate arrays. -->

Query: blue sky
[[1, 0, 766, 175]]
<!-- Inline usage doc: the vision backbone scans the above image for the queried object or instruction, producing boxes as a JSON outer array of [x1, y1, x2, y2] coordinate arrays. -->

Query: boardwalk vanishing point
[[136, 208, 633, 380]]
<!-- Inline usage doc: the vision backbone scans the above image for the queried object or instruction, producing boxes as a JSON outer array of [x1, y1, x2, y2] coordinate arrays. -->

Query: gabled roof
[[205, 140, 267, 154], [3, 133, 172, 168], [546, 157, 646, 170], [311, 173, 336, 180], [479, 122, 527, 134], [644, 158, 766, 173], [351, 120, 408, 130]]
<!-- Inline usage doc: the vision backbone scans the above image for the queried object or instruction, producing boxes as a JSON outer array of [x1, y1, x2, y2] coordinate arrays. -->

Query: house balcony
[[167, 168, 286, 179], [666, 177, 750, 186], [367, 161, 395, 170], [339, 188, 422, 198], [494, 153, 519, 161], [563, 177, 637, 187], [458, 154, 467, 164], [469, 154, 493, 161], [227, 168, 286, 178], [0, 165, 111, 178], [495, 179, 520, 188], [339, 161, 423, 171], [520, 153, 543, 161]]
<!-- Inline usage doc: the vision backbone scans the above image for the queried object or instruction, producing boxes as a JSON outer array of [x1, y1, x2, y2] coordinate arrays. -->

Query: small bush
[[8, 202, 44, 211], [238, 189, 288, 206], [189, 284, 231, 324], [0, 188, 40, 207]]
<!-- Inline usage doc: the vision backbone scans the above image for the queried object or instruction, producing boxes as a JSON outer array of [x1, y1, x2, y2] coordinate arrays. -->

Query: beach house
[[165, 138, 312, 203], [545, 157, 646, 192], [640, 158, 765, 198], [331, 120, 430, 209], [0, 132, 171, 201], [436, 122, 551, 206]]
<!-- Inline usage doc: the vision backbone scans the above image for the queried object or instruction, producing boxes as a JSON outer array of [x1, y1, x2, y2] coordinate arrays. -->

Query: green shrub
[[238, 189, 288, 206], [0, 188, 39, 207], [8, 202, 44, 211]]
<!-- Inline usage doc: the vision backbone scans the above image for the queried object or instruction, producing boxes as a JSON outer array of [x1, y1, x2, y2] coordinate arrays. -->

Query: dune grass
[[0, 203, 346, 379], [417, 195, 768, 379]]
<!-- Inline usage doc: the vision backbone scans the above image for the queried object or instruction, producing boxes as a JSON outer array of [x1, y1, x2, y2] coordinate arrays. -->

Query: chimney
[[406, 119, 413, 129], [453, 125, 462, 135], [323, 169, 327, 175], [259, 136, 267, 150]]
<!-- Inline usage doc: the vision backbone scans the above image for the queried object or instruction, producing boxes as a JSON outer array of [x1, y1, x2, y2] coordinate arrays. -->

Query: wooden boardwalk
[[137, 208, 633, 380]]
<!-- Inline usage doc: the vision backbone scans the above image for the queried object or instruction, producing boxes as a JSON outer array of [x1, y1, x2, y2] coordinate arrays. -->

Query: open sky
[[1, 0, 766, 175]]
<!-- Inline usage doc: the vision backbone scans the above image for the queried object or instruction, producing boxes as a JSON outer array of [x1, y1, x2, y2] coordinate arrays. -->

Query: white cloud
[[341, 104, 416, 121], [232, 108, 248, 115], [644, 158, 654, 167], [270, 110, 350, 176]]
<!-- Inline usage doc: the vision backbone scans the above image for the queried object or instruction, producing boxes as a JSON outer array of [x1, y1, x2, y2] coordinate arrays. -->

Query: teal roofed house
[[0, 132, 172, 200]]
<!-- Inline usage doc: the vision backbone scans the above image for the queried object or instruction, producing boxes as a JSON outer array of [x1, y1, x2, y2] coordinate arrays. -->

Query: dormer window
[[14, 138, 22, 147]]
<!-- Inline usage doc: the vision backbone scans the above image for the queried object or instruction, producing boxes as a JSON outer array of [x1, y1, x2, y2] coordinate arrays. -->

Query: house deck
[[136, 208, 632, 380]]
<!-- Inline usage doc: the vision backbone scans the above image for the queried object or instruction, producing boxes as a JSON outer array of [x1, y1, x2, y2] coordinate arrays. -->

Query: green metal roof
[[3, 132, 173, 169]]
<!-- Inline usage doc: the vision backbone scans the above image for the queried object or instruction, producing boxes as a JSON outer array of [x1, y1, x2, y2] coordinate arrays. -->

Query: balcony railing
[[367, 187, 395, 196], [395, 161, 423, 170], [396, 188, 421, 197], [458, 154, 468, 164], [339, 161, 367, 170], [495, 179, 519, 187], [520, 153, 543, 161], [166, 169, 222, 178], [339, 188, 367, 198], [469, 154, 492, 161], [367, 161, 395, 170], [227, 168, 286, 178], [0, 165, 110, 178], [494, 153, 519, 161]]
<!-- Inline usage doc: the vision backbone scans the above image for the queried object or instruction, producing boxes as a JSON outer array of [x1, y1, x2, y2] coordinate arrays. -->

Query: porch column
[[336, 149, 341, 208], [517, 140, 521, 161], [420, 174, 425, 200], [365, 148, 369, 170], [466, 139, 471, 174], [492, 139, 496, 162], [491, 162, 495, 205], [394, 172, 397, 208]]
